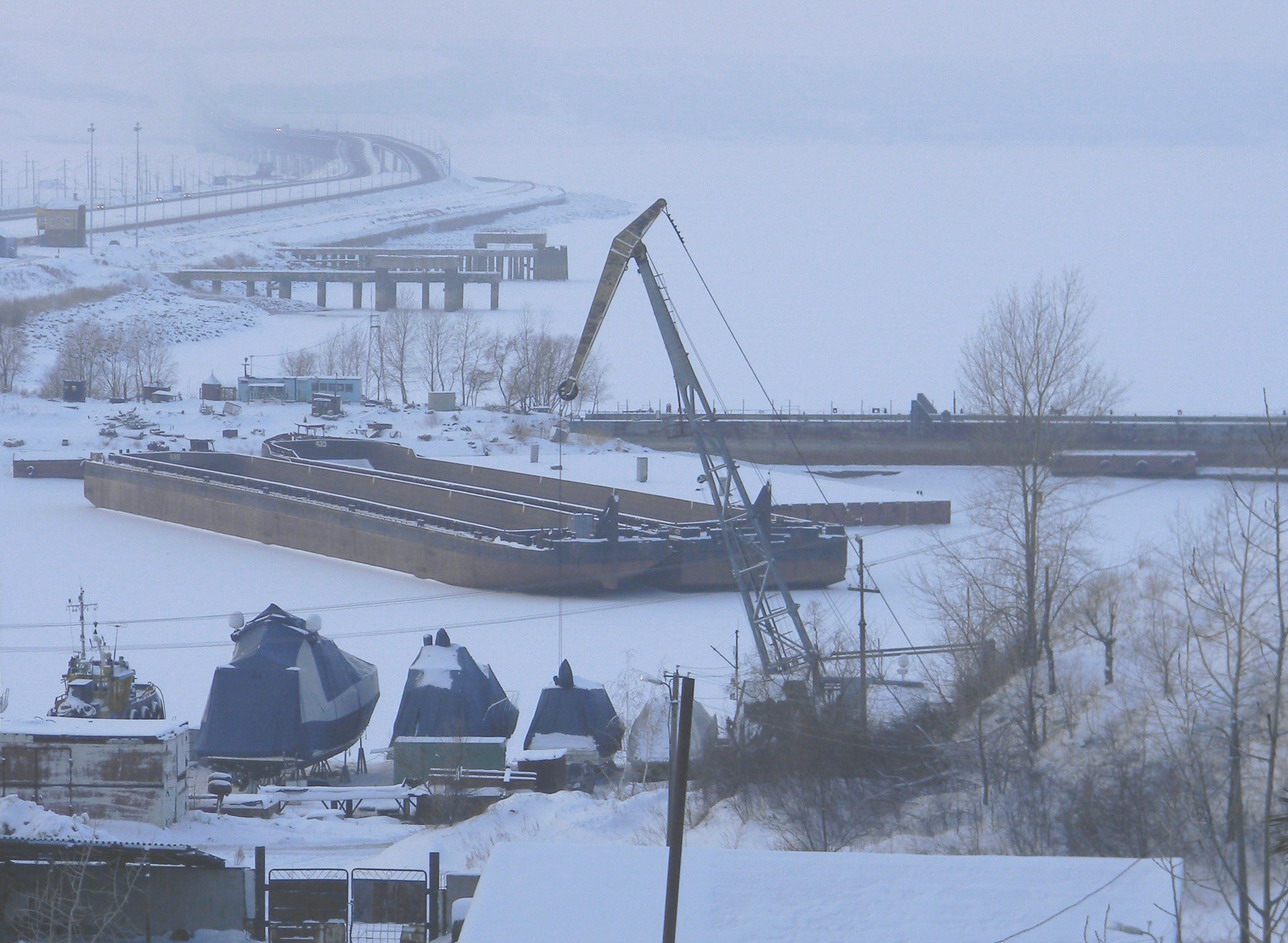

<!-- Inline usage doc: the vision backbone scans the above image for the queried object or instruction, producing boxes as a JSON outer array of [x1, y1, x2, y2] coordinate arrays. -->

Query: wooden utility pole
[[662, 675, 695, 943]]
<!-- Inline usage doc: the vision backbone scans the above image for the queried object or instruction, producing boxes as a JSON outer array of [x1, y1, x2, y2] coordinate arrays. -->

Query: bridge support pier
[[421, 282, 432, 310], [352, 282, 363, 309], [374, 268, 395, 312], [490, 281, 500, 310], [444, 276, 464, 312], [316, 279, 327, 307], [211, 279, 222, 294], [279, 279, 292, 300], [245, 280, 255, 297]]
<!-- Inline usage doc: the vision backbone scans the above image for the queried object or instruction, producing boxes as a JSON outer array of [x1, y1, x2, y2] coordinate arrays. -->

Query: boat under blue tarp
[[390, 629, 518, 741], [193, 604, 379, 771], [523, 659, 624, 759]]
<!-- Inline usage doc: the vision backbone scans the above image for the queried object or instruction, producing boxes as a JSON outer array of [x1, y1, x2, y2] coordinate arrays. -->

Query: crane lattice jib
[[558, 199, 667, 403], [557, 199, 822, 695], [634, 248, 822, 692]]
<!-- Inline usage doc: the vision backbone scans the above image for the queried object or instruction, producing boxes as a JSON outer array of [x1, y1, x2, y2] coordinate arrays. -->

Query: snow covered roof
[[459, 843, 1180, 943], [0, 715, 187, 741]]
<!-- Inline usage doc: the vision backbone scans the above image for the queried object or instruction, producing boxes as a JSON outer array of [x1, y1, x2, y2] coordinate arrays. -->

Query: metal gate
[[266, 868, 430, 943], [351, 869, 428, 943], [268, 869, 349, 943]]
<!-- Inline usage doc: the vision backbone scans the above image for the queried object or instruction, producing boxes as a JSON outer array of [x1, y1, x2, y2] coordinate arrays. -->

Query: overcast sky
[[2, 2, 1285, 412]]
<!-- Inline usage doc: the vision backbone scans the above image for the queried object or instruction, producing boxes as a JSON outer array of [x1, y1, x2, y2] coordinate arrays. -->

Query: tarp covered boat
[[391, 629, 519, 741], [193, 604, 379, 773], [524, 660, 625, 759]]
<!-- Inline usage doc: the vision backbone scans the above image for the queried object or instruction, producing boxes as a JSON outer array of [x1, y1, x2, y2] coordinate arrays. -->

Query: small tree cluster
[[42, 317, 175, 400], [279, 308, 608, 410], [0, 312, 27, 392]]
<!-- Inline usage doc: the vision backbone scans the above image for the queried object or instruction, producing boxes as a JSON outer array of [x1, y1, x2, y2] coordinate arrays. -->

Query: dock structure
[[170, 266, 501, 311], [285, 233, 568, 281]]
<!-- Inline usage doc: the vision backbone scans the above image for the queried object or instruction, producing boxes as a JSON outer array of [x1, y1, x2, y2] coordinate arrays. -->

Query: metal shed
[[0, 716, 190, 827]]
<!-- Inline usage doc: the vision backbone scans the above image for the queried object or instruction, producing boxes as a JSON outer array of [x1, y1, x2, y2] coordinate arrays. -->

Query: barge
[[82, 438, 846, 593]]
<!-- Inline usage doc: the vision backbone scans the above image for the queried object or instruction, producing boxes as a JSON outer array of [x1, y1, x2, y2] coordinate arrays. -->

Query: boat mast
[[67, 589, 97, 658]]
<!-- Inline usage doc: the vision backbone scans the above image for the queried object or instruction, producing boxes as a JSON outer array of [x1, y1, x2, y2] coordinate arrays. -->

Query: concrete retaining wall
[[775, 500, 952, 526], [572, 415, 1288, 467]]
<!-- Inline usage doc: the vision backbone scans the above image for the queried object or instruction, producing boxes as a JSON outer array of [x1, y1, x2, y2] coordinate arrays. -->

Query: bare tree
[[1152, 470, 1288, 943], [485, 328, 515, 408], [0, 315, 26, 392], [279, 346, 318, 377], [493, 314, 609, 412], [125, 317, 175, 395], [6, 845, 146, 943], [418, 309, 453, 395], [1072, 570, 1127, 685], [449, 309, 491, 406], [956, 270, 1120, 699], [380, 307, 419, 404], [43, 321, 108, 398], [320, 323, 366, 377], [576, 350, 610, 412]]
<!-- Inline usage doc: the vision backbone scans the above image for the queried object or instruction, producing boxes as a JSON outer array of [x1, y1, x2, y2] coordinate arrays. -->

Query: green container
[[393, 737, 507, 781]]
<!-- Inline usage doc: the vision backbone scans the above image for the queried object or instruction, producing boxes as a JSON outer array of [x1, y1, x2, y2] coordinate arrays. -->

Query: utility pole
[[848, 537, 881, 733], [662, 674, 694, 943], [87, 123, 95, 252], [134, 123, 142, 247]]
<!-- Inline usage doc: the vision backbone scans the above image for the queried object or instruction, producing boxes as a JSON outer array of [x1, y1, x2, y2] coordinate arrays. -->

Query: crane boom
[[558, 198, 667, 403], [559, 201, 824, 696]]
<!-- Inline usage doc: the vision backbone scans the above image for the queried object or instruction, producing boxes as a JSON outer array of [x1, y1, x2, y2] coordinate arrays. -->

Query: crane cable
[[664, 208, 912, 714]]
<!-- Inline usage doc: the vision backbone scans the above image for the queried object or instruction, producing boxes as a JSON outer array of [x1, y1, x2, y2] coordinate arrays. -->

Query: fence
[[263, 858, 448, 943]]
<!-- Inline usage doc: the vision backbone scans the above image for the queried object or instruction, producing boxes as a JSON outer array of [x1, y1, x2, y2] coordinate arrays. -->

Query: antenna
[[66, 588, 97, 658]]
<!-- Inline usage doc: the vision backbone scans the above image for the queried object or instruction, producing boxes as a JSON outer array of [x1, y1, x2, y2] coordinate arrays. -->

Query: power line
[[988, 858, 1142, 943], [0, 591, 708, 654]]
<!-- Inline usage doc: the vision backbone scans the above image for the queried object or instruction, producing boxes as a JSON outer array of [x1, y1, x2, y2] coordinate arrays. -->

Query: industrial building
[[237, 375, 362, 404], [35, 199, 87, 248]]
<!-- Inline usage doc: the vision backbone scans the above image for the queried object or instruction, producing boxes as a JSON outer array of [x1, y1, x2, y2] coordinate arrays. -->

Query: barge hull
[[83, 457, 665, 593]]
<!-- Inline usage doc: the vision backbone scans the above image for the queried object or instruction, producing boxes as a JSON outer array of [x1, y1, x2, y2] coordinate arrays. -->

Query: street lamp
[[87, 123, 95, 252], [642, 673, 680, 759], [134, 123, 141, 247]]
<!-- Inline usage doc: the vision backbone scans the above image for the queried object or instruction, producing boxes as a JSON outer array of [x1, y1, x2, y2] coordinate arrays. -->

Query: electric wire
[[0, 591, 709, 654], [987, 858, 1142, 943]]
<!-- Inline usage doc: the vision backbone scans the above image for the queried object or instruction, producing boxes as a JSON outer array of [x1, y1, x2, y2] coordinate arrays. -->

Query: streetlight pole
[[134, 123, 141, 247], [87, 123, 95, 252]]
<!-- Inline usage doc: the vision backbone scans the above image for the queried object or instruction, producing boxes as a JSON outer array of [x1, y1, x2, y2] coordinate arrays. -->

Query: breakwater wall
[[571, 413, 1288, 467]]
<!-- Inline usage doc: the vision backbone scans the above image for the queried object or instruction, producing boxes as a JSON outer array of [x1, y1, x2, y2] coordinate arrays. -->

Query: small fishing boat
[[49, 590, 165, 720]]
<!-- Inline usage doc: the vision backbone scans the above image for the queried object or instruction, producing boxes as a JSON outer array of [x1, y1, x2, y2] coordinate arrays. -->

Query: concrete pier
[[287, 242, 569, 281], [173, 267, 503, 312]]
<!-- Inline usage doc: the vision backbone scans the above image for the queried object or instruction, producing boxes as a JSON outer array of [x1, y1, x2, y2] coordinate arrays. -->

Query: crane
[[558, 199, 825, 698]]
